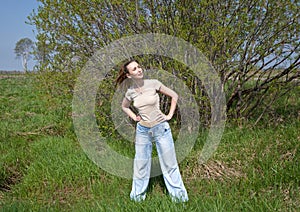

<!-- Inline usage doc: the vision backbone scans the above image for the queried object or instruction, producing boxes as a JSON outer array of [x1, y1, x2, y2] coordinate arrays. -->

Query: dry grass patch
[[184, 160, 246, 181], [0, 167, 23, 192]]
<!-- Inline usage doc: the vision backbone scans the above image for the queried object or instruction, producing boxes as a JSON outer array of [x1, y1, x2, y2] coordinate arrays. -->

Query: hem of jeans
[[130, 194, 146, 202], [170, 194, 189, 203]]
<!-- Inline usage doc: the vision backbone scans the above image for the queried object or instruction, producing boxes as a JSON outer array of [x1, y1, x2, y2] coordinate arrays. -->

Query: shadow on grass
[[147, 175, 167, 195]]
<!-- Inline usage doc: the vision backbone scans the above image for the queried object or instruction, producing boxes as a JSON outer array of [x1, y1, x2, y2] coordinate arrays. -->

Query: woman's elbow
[[121, 105, 128, 113], [173, 93, 178, 102]]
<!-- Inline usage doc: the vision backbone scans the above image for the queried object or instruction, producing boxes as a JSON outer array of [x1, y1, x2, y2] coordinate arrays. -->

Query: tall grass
[[0, 74, 299, 211]]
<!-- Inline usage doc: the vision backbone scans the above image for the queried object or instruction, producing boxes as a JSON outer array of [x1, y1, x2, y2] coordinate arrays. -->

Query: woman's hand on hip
[[135, 115, 141, 122], [164, 114, 172, 121]]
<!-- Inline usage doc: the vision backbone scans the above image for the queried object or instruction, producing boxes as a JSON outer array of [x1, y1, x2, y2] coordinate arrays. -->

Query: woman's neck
[[132, 79, 144, 88]]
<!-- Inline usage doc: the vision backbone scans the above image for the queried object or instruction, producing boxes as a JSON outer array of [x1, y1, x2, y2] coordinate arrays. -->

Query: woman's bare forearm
[[122, 97, 141, 121], [159, 85, 178, 120]]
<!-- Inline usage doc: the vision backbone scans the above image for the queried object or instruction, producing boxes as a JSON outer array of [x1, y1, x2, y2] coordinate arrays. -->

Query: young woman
[[116, 59, 188, 202]]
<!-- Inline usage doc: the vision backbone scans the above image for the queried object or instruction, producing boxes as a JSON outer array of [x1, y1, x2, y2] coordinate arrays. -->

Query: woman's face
[[126, 61, 143, 80]]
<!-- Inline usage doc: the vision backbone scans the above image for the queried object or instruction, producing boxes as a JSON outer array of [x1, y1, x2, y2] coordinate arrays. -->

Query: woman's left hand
[[164, 114, 172, 121]]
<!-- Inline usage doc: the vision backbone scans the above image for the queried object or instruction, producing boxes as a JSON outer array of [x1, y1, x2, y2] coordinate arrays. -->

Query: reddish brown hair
[[115, 59, 138, 86]]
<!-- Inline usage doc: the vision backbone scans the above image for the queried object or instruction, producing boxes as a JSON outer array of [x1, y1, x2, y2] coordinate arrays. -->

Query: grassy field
[[0, 74, 299, 211]]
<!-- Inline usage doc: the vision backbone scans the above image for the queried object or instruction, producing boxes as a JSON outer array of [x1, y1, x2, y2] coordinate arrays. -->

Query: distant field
[[0, 71, 25, 79], [0, 73, 299, 211]]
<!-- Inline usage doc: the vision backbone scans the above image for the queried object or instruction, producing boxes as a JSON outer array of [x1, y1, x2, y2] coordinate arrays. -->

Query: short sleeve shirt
[[125, 79, 165, 126]]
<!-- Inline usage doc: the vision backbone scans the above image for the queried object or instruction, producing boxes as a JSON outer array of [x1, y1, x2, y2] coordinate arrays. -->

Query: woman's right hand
[[135, 115, 141, 122]]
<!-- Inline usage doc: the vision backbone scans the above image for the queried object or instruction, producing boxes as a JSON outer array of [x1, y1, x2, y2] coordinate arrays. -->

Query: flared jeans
[[130, 121, 188, 202]]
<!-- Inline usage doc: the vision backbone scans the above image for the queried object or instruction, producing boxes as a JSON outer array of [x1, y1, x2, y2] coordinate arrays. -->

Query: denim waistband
[[136, 121, 170, 137], [137, 121, 166, 130], [138, 119, 165, 128]]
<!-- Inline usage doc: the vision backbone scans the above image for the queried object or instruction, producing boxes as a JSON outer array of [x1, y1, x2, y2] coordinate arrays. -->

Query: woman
[[116, 59, 188, 202]]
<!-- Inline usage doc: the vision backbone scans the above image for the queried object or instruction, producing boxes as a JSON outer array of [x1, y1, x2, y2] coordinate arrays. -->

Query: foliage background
[[28, 0, 299, 122]]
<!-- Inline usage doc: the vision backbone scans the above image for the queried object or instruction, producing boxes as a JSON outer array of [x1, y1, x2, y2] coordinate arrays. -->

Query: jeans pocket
[[157, 122, 171, 137], [163, 122, 171, 133]]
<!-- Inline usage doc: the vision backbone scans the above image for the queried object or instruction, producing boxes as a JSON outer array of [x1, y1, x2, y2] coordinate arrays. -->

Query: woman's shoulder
[[145, 79, 160, 81], [125, 86, 135, 94], [125, 87, 136, 101], [144, 79, 162, 90], [144, 79, 162, 85]]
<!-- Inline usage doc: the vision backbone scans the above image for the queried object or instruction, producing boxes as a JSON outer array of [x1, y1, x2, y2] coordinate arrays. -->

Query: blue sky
[[0, 0, 39, 71]]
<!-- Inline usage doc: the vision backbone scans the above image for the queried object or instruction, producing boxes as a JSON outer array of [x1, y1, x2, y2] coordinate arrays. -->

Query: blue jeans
[[130, 121, 188, 202]]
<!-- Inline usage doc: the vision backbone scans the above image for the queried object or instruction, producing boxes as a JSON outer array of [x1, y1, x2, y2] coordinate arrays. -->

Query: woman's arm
[[121, 97, 141, 122], [159, 85, 178, 120]]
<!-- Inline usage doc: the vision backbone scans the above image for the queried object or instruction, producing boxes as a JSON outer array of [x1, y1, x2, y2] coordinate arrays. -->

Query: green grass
[[0, 74, 299, 211]]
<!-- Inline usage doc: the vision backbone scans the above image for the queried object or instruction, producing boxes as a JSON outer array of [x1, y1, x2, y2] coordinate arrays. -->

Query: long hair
[[115, 59, 138, 87]]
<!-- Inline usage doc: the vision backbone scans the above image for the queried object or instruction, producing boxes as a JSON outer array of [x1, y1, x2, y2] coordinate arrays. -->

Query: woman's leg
[[130, 124, 152, 201], [154, 122, 188, 202]]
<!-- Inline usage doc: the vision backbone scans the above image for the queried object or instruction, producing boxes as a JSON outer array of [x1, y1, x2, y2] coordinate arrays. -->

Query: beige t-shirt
[[125, 79, 165, 127]]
